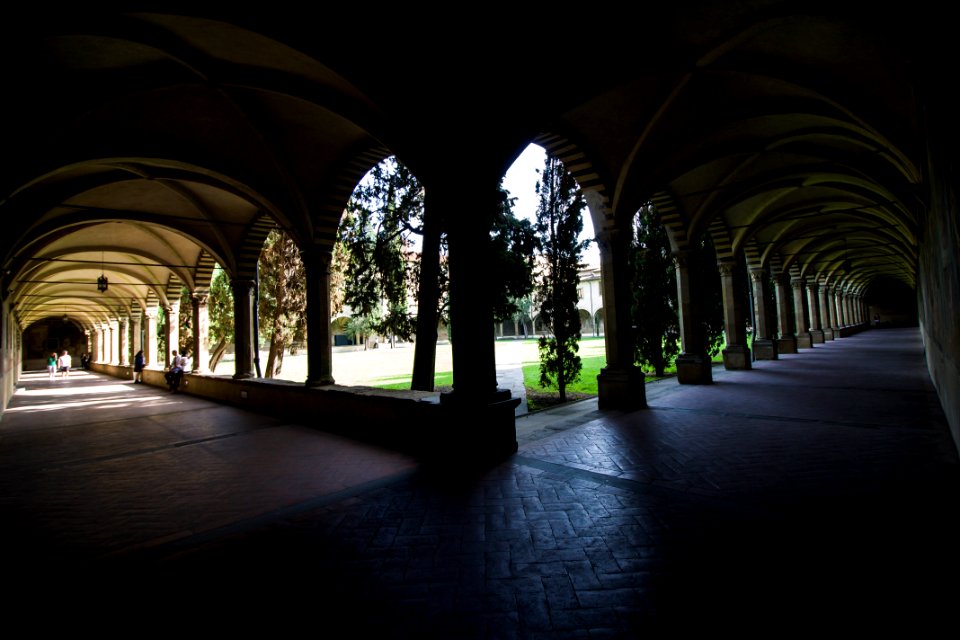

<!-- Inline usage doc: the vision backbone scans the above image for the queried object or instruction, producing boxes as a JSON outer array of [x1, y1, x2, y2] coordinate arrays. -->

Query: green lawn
[[367, 335, 734, 411]]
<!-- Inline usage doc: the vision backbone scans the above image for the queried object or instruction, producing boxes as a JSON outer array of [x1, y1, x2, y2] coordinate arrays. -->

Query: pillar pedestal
[[752, 338, 778, 360], [810, 329, 825, 344], [796, 332, 813, 349], [722, 344, 752, 369], [777, 336, 798, 354], [434, 390, 520, 464], [676, 353, 713, 384], [597, 366, 647, 410]]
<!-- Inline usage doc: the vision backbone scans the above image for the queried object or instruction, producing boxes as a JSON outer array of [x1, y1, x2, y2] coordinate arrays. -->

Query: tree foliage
[[630, 203, 679, 376], [258, 228, 307, 377], [338, 157, 426, 343], [691, 233, 725, 356], [490, 187, 539, 323], [534, 154, 590, 402], [207, 265, 234, 371]]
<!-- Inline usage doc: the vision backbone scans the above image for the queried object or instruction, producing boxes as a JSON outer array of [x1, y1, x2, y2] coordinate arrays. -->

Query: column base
[[597, 366, 647, 410], [676, 353, 713, 384], [306, 375, 336, 387], [752, 338, 778, 360], [796, 332, 813, 349], [432, 389, 520, 464], [722, 344, 752, 370], [810, 329, 825, 344], [822, 328, 834, 340], [777, 336, 798, 354]]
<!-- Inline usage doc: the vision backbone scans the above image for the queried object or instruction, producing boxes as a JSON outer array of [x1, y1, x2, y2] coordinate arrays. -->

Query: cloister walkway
[[1, 327, 957, 636]]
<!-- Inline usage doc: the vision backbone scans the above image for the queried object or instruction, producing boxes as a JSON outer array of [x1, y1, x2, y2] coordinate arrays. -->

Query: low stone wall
[[88, 364, 519, 463]]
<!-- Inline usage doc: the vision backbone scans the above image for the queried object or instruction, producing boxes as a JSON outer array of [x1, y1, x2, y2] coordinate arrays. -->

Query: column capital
[[717, 260, 736, 276], [749, 268, 766, 283]]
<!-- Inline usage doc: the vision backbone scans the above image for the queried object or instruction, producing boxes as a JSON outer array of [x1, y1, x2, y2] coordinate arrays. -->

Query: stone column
[[438, 179, 520, 460], [596, 226, 646, 408], [130, 310, 142, 355], [774, 273, 797, 353], [675, 251, 712, 383], [100, 323, 109, 362], [833, 288, 844, 329], [191, 293, 210, 373], [144, 306, 158, 368], [819, 285, 834, 340], [91, 329, 100, 363], [303, 249, 335, 386], [411, 188, 444, 391], [719, 260, 751, 369], [164, 300, 180, 367], [231, 278, 256, 379], [108, 320, 119, 364], [792, 279, 813, 348], [750, 268, 777, 359], [118, 315, 130, 365], [807, 282, 824, 344]]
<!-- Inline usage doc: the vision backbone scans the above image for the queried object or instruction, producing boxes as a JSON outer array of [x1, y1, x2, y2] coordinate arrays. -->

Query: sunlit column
[[144, 306, 158, 368], [231, 278, 256, 379], [118, 315, 130, 365], [164, 300, 180, 367], [303, 249, 334, 386], [191, 292, 210, 374], [130, 310, 142, 355]]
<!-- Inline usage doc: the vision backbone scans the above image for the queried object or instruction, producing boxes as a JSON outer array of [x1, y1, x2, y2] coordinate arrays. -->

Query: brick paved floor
[[1, 328, 958, 636]]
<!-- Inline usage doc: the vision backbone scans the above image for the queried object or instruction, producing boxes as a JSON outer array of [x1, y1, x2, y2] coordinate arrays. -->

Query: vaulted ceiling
[[0, 3, 940, 332]]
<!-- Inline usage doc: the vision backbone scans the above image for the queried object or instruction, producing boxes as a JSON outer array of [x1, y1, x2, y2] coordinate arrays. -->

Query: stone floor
[[1, 327, 958, 636]]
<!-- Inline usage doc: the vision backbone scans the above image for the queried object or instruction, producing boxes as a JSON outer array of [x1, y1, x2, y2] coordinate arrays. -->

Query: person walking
[[133, 350, 145, 383], [47, 352, 58, 379], [58, 350, 72, 378]]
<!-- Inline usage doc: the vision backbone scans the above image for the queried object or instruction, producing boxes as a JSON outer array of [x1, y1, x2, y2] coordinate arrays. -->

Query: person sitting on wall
[[165, 350, 183, 391]]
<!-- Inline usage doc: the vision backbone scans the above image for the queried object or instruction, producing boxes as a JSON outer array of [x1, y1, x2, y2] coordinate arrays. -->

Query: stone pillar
[[100, 323, 110, 362], [164, 300, 180, 367], [819, 285, 834, 340], [595, 226, 646, 409], [131, 311, 143, 355], [750, 268, 777, 360], [145, 306, 159, 368], [108, 320, 119, 364], [675, 251, 713, 384], [774, 274, 797, 353], [833, 288, 844, 329], [91, 329, 100, 363], [792, 279, 813, 348], [191, 292, 210, 373], [440, 180, 519, 459], [807, 282, 824, 344], [822, 286, 834, 335], [719, 260, 751, 369], [232, 278, 257, 379], [118, 315, 130, 365], [303, 249, 335, 386]]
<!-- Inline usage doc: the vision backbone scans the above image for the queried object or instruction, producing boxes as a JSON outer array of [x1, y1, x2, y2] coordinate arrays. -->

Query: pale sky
[[501, 143, 600, 267]]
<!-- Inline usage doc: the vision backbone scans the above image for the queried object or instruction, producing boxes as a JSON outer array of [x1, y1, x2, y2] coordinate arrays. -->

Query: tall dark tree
[[207, 265, 234, 371], [490, 186, 539, 323], [258, 228, 307, 377], [336, 158, 537, 391], [690, 232, 725, 357], [534, 154, 590, 402], [338, 157, 426, 345], [630, 203, 679, 376]]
